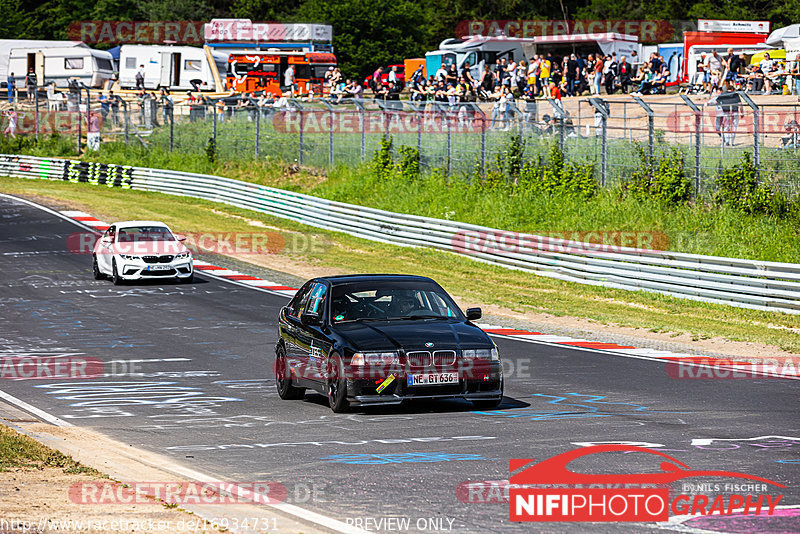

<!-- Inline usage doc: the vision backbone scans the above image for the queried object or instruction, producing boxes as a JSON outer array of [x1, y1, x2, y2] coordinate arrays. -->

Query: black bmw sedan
[[275, 274, 503, 412]]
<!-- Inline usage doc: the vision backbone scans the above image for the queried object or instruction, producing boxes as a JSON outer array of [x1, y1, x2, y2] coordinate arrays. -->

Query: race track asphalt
[[0, 194, 798, 533]]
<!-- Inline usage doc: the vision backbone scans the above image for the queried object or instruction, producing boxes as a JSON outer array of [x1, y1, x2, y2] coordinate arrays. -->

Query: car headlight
[[462, 348, 500, 361], [119, 254, 140, 260], [175, 251, 191, 260], [351, 352, 398, 365]]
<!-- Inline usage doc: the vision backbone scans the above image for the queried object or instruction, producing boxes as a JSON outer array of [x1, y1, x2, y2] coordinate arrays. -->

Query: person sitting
[[651, 69, 669, 94]]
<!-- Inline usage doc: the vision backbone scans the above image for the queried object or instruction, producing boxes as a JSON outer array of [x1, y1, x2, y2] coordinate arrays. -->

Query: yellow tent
[[750, 49, 786, 64]]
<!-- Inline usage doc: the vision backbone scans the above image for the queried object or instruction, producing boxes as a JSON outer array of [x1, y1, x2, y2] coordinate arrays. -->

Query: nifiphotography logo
[[508, 445, 785, 522]]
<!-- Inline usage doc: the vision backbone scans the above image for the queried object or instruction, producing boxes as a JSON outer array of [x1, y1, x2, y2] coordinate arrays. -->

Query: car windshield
[[117, 226, 174, 242], [330, 280, 463, 323]]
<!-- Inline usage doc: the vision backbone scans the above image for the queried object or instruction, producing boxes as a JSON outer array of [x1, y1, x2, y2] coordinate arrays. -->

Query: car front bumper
[[118, 260, 193, 280], [347, 364, 503, 406]]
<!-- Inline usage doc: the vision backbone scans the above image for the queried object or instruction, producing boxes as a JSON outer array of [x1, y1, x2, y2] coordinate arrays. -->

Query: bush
[[517, 144, 596, 199], [397, 145, 420, 182], [205, 136, 217, 164], [714, 153, 789, 217], [626, 146, 692, 205]]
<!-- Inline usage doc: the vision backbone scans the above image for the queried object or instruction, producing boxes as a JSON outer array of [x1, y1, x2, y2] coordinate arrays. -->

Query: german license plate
[[407, 373, 458, 386], [147, 265, 171, 271]]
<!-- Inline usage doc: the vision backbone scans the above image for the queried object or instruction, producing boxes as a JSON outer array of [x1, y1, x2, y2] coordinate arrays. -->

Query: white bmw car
[[92, 221, 193, 285]]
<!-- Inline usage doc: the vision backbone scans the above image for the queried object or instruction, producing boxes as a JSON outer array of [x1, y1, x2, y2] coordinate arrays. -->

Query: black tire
[[92, 255, 104, 280], [275, 346, 305, 400], [112, 260, 123, 286], [179, 273, 193, 284], [326, 353, 350, 413]]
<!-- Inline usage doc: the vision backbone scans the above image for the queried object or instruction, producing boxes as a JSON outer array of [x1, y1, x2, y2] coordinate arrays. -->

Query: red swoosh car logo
[[510, 445, 785, 487]]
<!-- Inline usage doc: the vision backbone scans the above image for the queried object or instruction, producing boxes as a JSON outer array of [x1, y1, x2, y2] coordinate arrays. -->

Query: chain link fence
[[4, 88, 800, 197]]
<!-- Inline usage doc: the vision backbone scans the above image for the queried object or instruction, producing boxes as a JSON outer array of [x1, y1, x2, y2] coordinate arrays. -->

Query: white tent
[[766, 24, 800, 47], [0, 39, 84, 80]]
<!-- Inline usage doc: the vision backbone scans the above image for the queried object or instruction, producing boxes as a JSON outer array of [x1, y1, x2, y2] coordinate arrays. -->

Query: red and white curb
[[59, 209, 797, 379]]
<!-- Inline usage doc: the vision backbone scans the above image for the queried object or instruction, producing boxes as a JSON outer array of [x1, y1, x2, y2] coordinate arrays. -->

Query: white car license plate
[[407, 373, 458, 386], [147, 265, 171, 271]]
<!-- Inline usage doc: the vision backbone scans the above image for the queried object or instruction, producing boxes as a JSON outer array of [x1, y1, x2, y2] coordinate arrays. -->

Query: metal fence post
[[481, 115, 486, 176], [588, 98, 609, 187], [319, 100, 335, 167], [680, 95, 702, 195], [255, 104, 260, 158], [169, 105, 174, 152], [76, 89, 82, 154], [34, 88, 39, 140], [446, 109, 452, 176], [633, 96, 655, 162], [739, 92, 760, 180], [120, 99, 129, 145], [299, 109, 304, 165], [548, 98, 565, 154], [212, 102, 217, 144], [353, 99, 365, 162]]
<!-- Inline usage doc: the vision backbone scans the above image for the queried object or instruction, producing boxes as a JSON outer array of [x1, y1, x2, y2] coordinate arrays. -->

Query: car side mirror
[[175, 234, 187, 242], [301, 311, 322, 326], [466, 307, 482, 320]]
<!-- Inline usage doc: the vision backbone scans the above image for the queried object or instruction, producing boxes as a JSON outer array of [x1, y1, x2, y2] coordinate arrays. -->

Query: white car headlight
[[175, 251, 191, 260], [119, 254, 140, 260], [462, 348, 499, 361], [351, 352, 398, 365]]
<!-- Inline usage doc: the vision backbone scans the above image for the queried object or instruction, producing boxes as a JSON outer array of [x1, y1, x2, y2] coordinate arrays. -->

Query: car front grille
[[142, 255, 174, 264], [433, 350, 456, 366], [406, 351, 431, 368]]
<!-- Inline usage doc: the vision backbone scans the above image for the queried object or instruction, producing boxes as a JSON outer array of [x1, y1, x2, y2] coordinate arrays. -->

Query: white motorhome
[[119, 45, 228, 91], [426, 36, 534, 79], [425, 34, 640, 80], [5, 41, 114, 88]]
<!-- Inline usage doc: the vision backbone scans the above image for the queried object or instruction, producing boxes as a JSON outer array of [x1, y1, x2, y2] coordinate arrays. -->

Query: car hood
[[333, 319, 491, 351], [111, 241, 187, 255]]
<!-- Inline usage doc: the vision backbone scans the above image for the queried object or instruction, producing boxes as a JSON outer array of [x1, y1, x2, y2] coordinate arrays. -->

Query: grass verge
[[0, 425, 102, 475], [0, 175, 797, 354]]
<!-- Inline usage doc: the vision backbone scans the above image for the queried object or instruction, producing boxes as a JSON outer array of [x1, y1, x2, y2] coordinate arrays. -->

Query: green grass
[[0, 424, 103, 475], [12, 132, 782, 264], [1, 176, 798, 354]]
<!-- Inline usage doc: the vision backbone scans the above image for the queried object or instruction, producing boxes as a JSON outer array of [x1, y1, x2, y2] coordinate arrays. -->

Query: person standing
[[25, 68, 37, 102], [3, 108, 17, 138], [86, 112, 101, 151], [603, 55, 617, 95], [617, 55, 631, 94], [284, 64, 295, 96], [7, 72, 14, 104], [565, 54, 578, 96], [135, 65, 145, 90]]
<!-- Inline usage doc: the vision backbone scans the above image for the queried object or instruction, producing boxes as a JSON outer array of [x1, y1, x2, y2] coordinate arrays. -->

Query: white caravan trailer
[[3, 40, 114, 89], [119, 45, 228, 91]]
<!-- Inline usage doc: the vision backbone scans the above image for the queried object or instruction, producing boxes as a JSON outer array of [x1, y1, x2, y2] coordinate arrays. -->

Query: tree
[[296, 0, 434, 79]]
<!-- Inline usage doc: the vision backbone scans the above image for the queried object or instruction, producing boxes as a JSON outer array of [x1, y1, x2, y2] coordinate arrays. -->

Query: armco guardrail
[[2, 153, 799, 314]]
